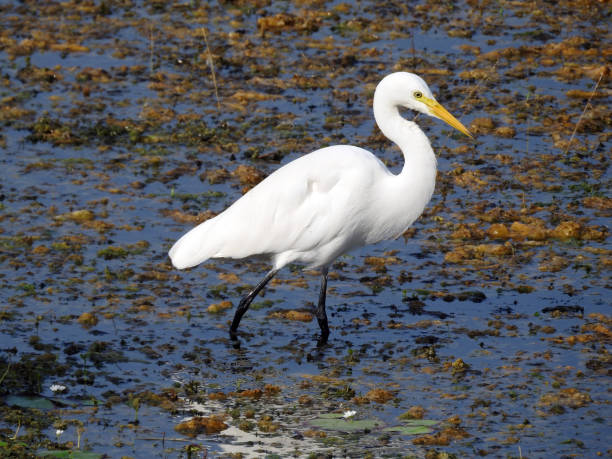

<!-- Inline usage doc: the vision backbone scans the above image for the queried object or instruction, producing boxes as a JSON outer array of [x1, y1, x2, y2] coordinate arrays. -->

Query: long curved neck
[[369, 88, 438, 242], [373, 93, 436, 176]]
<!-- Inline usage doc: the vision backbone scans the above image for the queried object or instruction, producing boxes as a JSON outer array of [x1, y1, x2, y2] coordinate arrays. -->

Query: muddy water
[[0, 0, 610, 458]]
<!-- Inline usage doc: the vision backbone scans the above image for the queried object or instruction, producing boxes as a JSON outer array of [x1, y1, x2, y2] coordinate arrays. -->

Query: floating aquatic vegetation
[[175, 415, 228, 436], [0, 0, 609, 457], [309, 412, 382, 432]]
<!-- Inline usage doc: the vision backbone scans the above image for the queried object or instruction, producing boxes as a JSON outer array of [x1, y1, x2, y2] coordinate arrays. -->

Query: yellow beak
[[423, 97, 473, 139]]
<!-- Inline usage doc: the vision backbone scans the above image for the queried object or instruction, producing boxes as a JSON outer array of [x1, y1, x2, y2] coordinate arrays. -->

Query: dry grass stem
[[200, 27, 221, 112], [149, 22, 155, 74], [563, 67, 607, 155]]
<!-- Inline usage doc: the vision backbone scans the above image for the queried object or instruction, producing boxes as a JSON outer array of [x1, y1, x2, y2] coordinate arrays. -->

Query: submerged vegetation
[[0, 0, 610, 457]]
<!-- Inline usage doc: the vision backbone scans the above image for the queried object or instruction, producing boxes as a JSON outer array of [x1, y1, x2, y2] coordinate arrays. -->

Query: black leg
[[230, 269, 278, 340], [315, 268, 330, 346]]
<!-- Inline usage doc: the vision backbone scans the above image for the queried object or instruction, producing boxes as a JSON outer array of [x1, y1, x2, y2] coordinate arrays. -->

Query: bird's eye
[[413, 91, 423, 99]]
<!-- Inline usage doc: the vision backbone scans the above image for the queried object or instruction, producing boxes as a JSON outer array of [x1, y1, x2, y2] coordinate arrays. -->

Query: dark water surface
[[0, 0, 610, 457]]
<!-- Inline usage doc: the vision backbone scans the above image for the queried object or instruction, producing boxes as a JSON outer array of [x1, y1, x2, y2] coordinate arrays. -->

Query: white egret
[[169, 72, 472, 345]]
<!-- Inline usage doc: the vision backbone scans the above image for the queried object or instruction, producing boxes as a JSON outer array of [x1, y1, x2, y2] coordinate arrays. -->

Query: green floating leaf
[[0, 440, 28, 448], [309, 413, 382, 432], [384, 425, 433, 435], [315, 413, 344, 419], [80, 398, 102, 407], [384, 419, 438, 435], [37, 450, 103, 459], [5, 395, 55, 410], [403, 419, 438, 427]]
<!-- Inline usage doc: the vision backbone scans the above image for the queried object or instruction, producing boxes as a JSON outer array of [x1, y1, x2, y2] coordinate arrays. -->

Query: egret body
[[169, 72, 471, 345]]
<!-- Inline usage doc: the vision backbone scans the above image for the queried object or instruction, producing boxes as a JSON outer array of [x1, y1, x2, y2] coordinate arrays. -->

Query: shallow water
[[0, 0, 610, 458]]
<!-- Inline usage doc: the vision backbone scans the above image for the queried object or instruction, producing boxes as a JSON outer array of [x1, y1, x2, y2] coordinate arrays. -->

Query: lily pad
[[5, 395, 55, 410], [384, 419, 438, 435], [309, 413, 382, 432], [384, 425, 434, 435], [403, 419, 439, 427], [80, 397, 102, 407], [384, 425, 433, 435]]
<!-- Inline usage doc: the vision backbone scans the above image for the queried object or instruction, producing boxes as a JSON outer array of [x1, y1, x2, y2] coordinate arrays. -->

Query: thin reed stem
[[200, 28, 221, 112], [563, 67, 607, 155]]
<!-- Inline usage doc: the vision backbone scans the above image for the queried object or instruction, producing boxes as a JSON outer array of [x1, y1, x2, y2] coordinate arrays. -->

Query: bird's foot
[[316, 333, 329, 348], [307, 344, 328, 361], [229, 328, 242, 349]]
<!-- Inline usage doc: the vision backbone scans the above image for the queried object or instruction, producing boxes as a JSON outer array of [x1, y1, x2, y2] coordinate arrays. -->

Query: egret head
[[377, 72, 473, 138]]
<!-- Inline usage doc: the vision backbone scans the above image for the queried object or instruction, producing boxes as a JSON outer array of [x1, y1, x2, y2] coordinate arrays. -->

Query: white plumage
[[169, 72, 471, 345]]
